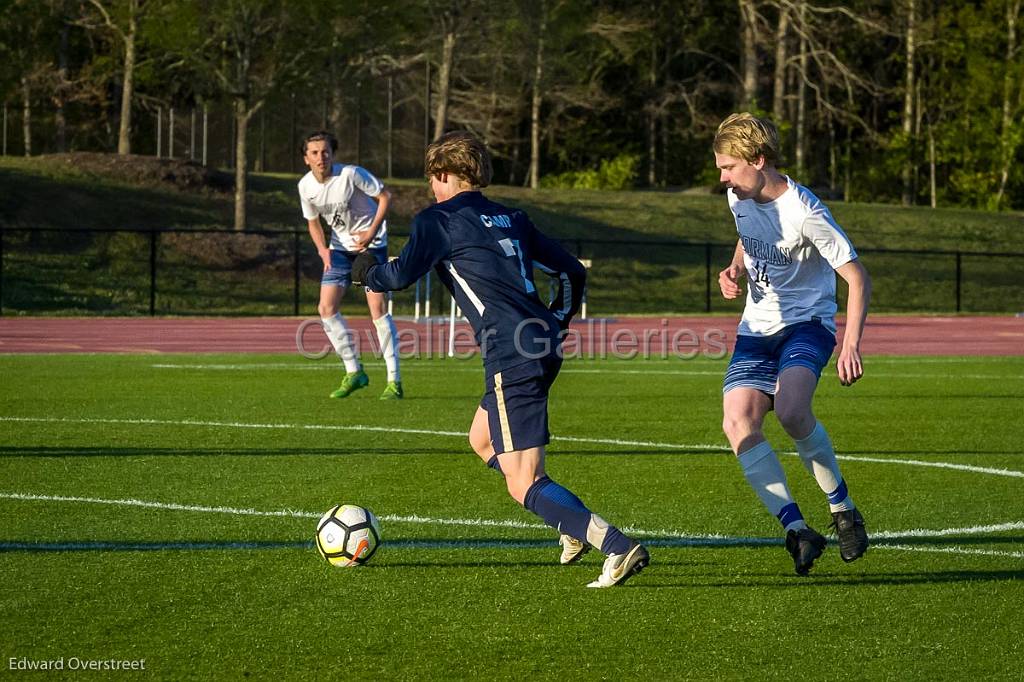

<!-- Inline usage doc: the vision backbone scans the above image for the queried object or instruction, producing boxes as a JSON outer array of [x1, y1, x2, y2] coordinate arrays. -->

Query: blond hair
[[713, 113, 780, 165], [425, 131, 493, 188]]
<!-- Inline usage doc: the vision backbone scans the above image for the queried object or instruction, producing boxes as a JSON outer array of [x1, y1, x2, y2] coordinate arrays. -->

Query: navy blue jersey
[[366, 191, 585, 376]]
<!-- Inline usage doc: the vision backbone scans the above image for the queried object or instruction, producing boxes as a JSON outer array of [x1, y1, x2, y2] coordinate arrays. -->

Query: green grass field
[[2, 353, 1023, 679]]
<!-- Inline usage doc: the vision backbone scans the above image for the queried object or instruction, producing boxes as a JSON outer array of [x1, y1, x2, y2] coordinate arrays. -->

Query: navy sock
[[486, 455, 503, 474], [777, 502, 806, 531], [523, 477, 631, 555]]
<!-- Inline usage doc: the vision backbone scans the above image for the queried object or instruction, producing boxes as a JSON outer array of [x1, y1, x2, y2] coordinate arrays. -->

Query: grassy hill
[[1, 154, 1022, 315]]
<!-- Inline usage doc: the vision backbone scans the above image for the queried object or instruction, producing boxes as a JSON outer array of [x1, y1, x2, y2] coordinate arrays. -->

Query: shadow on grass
[[635, 568, 1024, 589], [817, 569, 1024, 584], [0, 539, 312, 553], [0, 446, 461, 458], [836, 449, 1021, 456], [0, 537, 560, 557], [550, 448, 1022, 457]]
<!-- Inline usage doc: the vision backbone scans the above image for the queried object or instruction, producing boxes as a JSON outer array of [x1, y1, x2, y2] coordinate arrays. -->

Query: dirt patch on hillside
[[387, 183, 435, 221], [42, 152, 234, 194]]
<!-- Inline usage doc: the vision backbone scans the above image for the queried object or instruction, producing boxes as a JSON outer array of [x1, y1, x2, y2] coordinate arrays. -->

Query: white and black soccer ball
[[315, 504, 381, 567]]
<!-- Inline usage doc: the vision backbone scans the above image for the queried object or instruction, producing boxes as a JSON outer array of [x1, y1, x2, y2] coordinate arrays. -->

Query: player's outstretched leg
[[522, 476, 648, 587], [725, 386, 827, 575], [474, 412, 590, 567], [737, 441, 827, 575], [794, 421, 868, 562]]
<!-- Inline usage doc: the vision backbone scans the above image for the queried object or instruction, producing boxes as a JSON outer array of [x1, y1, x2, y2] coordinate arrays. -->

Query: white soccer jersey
[[728, 177, 857, 336], [298, 163, 387, 251]]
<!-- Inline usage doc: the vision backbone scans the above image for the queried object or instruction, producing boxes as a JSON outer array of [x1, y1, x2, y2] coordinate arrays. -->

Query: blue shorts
[[723, 321, 836, 396], [480, 357, 563, 455], [321, 248, 387, 288]]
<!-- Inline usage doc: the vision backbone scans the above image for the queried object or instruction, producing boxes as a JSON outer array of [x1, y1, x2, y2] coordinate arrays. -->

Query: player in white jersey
[[714, 113, 871, 576], [298, 131, 402, 400]]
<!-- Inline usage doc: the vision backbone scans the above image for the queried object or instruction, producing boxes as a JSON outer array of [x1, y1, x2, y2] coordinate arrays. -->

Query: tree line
[[1, 0, 1021, 229]]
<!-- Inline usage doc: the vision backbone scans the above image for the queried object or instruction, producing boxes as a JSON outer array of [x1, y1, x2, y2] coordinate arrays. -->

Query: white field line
[[827, 455, 1024, 479], [870, 520, 1024, 539], [1, 491, 1022, 559], [3, 415, 1022, 478], [874, 544, 1024, 560], [148, 362, 1024, 380], [0, 416, 722, 453], [1, 540, 1022, 559]]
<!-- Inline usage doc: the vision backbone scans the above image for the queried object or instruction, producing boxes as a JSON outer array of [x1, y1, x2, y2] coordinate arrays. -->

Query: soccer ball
[[315, 504, 381, 567]]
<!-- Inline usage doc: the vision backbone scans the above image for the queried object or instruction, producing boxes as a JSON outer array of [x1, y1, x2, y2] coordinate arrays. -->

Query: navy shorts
[[321, 247, 387, 287], [480, 356, 563, 455], [723, 321, 836, 396]]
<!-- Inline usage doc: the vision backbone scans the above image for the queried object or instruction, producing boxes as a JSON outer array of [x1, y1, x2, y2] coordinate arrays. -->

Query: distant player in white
[[298, 131, 402, 399], [715, 113, 871, 575]]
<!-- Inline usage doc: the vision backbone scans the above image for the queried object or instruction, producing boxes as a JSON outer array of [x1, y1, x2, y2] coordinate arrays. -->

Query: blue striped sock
[[738, 441, 807, 533]]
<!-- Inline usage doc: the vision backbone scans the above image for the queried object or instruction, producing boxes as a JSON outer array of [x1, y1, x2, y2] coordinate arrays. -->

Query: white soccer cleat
[[586, 542, 650, 588], [559, 534, 591, 565]]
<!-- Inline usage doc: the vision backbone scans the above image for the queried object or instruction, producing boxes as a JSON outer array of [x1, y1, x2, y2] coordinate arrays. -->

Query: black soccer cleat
[[830, 508, 869, 563], [785, 527, 827, 576]]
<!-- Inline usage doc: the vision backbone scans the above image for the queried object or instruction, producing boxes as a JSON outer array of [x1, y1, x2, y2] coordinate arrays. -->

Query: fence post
[[387, 75, 394, 178], [414, 278, 421, 321], [0, 225, 4, 316], [424, 61, 431, 150], [149, 230, 158, 316], [425, 270, 432, 318], [289, 94, 296, 173], [705, 242, 712, 313], [202, 105, 208, 167], [293, 231, 301, 316], [955, 251, 962, 313]]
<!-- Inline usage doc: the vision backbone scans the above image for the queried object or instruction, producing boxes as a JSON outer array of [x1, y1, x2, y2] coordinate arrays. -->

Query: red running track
[[0, 316, 1021, 355]]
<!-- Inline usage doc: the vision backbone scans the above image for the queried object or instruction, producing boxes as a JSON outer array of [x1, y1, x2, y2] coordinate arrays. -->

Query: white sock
[[738, 440, 806, 533], [373, 314, 400, 383], [321, 314, 360, 374], [795, 421, 854, 512]]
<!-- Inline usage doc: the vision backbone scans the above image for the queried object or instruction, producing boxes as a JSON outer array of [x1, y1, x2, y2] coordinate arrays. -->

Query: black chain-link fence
[[2, 227, 1022, 316]]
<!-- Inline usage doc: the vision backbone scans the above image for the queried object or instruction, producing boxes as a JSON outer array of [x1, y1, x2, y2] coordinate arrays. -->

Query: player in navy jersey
[[352, 131, 649, 587]]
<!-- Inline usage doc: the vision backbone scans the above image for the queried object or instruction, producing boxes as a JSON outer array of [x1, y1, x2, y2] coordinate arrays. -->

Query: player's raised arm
[[359, 210, 452, 291], [835, 259, 871, 386], [719, 239, 746, 299], [529, 227, 586, 328]]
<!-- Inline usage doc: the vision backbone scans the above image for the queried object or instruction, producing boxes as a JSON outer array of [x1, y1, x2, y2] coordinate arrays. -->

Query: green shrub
[[541, 154, 639, 190]]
